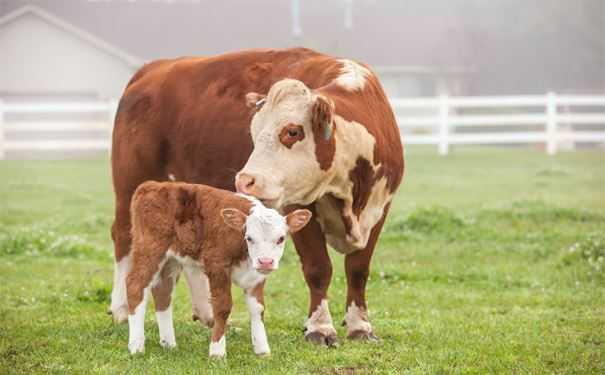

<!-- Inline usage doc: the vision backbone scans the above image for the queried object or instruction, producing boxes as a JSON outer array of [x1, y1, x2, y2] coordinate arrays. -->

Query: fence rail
[[391, 93, 605, 155], [0, 93, 604, 158]]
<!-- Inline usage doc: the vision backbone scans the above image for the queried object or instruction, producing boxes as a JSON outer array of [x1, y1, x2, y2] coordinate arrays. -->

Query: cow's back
[[112, 48, 352, 197]]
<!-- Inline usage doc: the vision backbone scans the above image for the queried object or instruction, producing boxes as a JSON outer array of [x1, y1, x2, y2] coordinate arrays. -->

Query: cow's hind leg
[[291, 205, 337, 347], [152, 258, 181, 349], [343, 208, 389, 341], [109, 202, 132, 323], [183, 266, 214, 328]]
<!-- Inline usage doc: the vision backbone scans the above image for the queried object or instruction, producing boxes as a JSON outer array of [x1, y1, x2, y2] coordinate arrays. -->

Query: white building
[[0, 5, 142, 102]]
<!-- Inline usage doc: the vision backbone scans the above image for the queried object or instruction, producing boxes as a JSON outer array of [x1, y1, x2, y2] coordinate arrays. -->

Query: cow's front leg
[[246, 281, 270, 356], [207, 269, 232, 359], [290, 205, 337, 347], [343, 208, 389, 341]]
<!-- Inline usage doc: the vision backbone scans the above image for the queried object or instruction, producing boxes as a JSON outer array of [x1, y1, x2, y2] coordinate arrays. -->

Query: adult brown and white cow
[[110, 48, 404, 345]]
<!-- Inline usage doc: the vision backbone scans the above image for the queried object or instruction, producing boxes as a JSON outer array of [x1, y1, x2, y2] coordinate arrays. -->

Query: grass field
[[1, 147, 604, 374]]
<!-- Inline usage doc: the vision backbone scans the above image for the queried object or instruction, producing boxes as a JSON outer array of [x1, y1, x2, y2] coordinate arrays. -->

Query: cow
[[110, 48, 404, 346], [126, 181, 311, 357]]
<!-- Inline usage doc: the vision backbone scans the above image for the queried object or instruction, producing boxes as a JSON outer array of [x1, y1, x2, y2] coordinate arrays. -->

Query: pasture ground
[[0, 147, 604, 374]]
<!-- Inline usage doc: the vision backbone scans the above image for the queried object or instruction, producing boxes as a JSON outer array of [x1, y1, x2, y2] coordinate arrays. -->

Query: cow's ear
[[221, 208, 247, 230], [311, 95, 334, 140], [246, 92, 267, 109], [286, 209, 312, 233]]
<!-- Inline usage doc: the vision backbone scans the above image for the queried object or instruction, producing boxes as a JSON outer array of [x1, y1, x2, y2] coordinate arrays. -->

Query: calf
[[126, 181, 311, 357]]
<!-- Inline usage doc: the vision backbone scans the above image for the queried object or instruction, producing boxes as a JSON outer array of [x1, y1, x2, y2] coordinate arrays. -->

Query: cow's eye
[[276, 236, 285, 245], [287, 128, 299, 138]]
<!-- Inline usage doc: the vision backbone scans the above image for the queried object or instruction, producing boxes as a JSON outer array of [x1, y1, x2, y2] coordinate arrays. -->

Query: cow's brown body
[[111, 48, 404, 344]]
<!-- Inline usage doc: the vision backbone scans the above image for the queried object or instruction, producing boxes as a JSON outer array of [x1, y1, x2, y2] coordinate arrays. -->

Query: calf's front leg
[[207, 269, 232, 359], [246, 281, 270, 356]]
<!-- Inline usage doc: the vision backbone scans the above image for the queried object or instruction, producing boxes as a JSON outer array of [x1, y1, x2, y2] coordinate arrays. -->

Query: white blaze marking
[[128, 286, 150, 354], [335, 59, 371, 91], [209, 335, 226, 358], [246, 294, 270, 355], [110, 255, 130, 323], [304, 299, 336, 336], [344, 301, 372, 334], [156, 304, 176, 348]]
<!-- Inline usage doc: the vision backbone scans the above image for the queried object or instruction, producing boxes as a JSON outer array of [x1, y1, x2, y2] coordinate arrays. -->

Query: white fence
[[0, 93, 605, 159], [392, 93, 605, 155]]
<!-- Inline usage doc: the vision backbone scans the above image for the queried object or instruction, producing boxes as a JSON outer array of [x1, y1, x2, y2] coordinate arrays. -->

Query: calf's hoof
[[209, 353, 226, 360], [304, 331, 339, 347], [160, 339, 177, 349], [128, 340, 145, 355], [347, 329, 379, 342]]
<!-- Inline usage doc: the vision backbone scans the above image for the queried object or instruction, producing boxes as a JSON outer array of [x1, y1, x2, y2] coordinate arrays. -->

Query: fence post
[[546, 92, 558, 155], [0, 99, 5, 160], [438, 94, 450, 155]]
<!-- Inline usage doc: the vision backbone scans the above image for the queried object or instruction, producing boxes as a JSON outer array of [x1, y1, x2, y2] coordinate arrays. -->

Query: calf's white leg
[[246, 292, 270, 355], [156, 303, 176, 349], [128, 286, 150, 354]]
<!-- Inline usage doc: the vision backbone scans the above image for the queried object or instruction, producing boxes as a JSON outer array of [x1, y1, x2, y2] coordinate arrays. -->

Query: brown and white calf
[[126, 181, 311, 357]]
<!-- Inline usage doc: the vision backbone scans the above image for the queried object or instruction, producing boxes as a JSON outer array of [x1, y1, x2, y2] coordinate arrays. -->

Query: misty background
[[1, 0, 604, 99]]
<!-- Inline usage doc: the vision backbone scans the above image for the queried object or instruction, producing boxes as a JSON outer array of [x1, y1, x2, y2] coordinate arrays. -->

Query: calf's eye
[[276, 236, 285, 245], [246, 236, 253, 243]]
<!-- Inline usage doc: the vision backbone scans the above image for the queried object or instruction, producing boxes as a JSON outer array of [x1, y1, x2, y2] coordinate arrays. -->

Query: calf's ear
[[286, 209, 313, 233], [221, 208, 247, 230], [245, 92, 267, 109]]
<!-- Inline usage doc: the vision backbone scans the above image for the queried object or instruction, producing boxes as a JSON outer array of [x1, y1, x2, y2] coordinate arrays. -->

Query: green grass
[[1, 147, 604, 374]]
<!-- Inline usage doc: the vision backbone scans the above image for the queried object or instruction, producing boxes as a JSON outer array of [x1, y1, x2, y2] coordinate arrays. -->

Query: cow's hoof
[[192, 314, 214, 328], [305, 331, 339, 347], [347, 330, 379, 342], [111, 306, 129, 324]]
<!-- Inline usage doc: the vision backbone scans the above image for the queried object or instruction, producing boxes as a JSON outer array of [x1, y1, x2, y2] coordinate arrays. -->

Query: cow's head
[[221, 203, 312, 274], [236, 79, 335, 208]]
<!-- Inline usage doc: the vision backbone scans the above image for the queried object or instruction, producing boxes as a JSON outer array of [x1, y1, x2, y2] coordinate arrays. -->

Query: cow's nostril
[[245, 177, 255, 188], [236, 173, 256, 193]]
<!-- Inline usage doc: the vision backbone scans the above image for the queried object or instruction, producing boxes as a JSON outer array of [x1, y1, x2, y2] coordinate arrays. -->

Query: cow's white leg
[[183, 266, 214, 327], [128, 286, 150, 354], [156, 303, 176, 349], [304, 299, 337, 343], [245, 293, 270, 356], [110, 255, 130, 323]]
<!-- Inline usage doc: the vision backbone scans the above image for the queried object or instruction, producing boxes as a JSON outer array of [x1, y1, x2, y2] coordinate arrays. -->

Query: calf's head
[[236, 79, 335, 208], [221, 203, 312, 274]]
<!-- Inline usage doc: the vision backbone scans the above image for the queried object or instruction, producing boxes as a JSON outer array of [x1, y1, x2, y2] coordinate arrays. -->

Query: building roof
[[0, 4, 144, 68]]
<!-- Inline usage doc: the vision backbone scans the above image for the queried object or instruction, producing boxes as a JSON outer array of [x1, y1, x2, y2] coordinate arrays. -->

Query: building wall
[[0, 13, 137, 100]]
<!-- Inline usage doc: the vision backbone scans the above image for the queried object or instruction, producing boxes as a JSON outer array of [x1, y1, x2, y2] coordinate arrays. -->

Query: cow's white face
[[236, 79, 335, 209], [221, 202, 311, 274]]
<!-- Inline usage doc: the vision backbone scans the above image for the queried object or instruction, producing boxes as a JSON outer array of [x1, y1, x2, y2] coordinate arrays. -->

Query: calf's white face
[[221, 203, 311, 274]]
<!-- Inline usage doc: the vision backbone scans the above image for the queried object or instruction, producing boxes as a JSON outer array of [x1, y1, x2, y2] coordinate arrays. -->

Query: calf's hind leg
[[152, 258, 181, 349], [126, 238, 169, 354]]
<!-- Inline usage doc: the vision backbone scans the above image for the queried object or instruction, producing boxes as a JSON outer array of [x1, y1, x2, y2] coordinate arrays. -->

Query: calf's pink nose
[[257, 257, 274, 268], [235, 173, 256, 195]]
